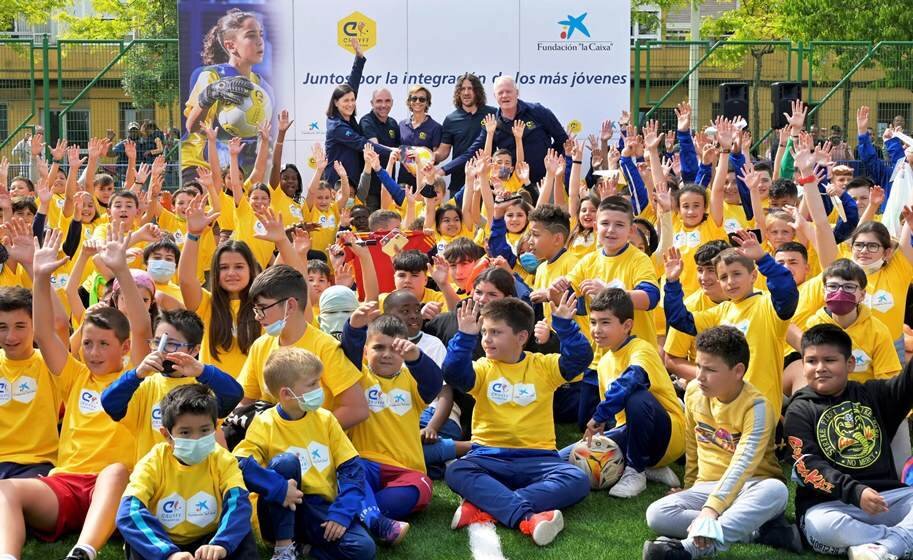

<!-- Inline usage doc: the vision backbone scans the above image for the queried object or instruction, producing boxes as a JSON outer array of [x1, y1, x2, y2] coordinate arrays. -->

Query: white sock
[[70, 544, 96, 560]]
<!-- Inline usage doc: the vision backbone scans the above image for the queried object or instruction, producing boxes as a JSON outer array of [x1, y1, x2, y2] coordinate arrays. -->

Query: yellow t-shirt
[[567, 217, 597, 261], [722, 201, 755, 234], [689, 291, 790, 414], [804, 306, 901, 383], [217, 191, 236, 233], [861, 252, 913, 341], [348, 365, 427, 473], [195, 291, 250, 377], [124, 442, 246, 545], [683, 381, 783, 512], [565, 244, 660, 368], [154, 281, 184, 306], [232, 197, 274, 270], [270, 185, 305, 227], [238, 328, 363, 411], [158, 209, 216, 280], [307, 205, 340, 254], [663, 291, 720, 362], [672, 216, 728, 294], [597, 337, 685, 467], [233, 407, 358, 503], [533, 249, 589, 366], [0, 350, 62, 465], [434, 226, 474, 254], [53, 355, 136, 475], [118, 374, 198, 462], [467, 352, 566, 450], [0, 264, 31, 290]]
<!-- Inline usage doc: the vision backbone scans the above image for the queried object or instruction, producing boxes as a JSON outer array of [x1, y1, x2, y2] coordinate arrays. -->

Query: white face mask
[[171, 432, 216, 465], [857, 259, 884, 275]]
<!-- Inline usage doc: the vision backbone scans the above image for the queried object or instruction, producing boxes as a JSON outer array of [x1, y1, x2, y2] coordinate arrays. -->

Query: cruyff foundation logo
[[816, 401, 880, 469], [540, 12, 612, 53], [338, 11, 376, 55]]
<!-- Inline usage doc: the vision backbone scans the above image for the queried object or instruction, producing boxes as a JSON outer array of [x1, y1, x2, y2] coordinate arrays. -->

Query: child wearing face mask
[[234, 347, 375, 560], [100, 309, 244, 462], [142, 237, 184, 306], [116, 384, 257, 560]]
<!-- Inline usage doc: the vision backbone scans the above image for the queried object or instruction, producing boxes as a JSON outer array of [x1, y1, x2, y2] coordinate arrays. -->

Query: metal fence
[[632, 39, 913, 169], [0, 35, 180, 189]]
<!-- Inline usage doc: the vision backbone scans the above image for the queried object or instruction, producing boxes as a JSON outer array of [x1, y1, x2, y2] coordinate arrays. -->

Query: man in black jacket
[[785, 324, 913, 560]]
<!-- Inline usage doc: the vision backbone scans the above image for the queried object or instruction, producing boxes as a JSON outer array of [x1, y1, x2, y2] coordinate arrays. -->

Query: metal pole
[[688, 0, 700, 128], [41, 34, 50, 159]]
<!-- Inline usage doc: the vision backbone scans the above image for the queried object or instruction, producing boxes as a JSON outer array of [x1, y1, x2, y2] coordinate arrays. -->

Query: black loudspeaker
[[771, 82, 802, 129], [719, 82, 749, 123]]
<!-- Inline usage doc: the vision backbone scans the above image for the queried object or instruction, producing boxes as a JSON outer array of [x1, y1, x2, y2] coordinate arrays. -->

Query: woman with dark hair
[[398, 85, 442, 187], [323, 39, 393, 190], [437, 73, 497, 195], [268, 109, 306, 226], [179, 202, 262, 377]]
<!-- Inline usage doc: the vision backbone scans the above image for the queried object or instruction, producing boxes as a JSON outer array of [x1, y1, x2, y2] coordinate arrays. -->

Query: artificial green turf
[[23, 423, 833, 559]]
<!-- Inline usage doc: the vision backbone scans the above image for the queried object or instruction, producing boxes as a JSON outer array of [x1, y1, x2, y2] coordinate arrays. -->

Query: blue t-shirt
[[398, 116, 442, 186], [441, 105, 497, 192]]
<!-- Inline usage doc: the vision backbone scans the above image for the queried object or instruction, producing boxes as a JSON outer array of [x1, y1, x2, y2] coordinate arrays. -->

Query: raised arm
[[32, 230, 71, 375], [178, 195, 220, 312], [796, 139, 838, 268], [228, 137, 244, 207], [248, 123, 271, 186], [270, 109, 293, 189], [709, 117, 735, 228], [305, 144, 328, 210]]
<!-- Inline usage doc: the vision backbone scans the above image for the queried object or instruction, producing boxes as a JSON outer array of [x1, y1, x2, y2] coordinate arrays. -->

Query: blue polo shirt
[[359, 111, 401, 205], [398, 116, 442, 186], [441, 105, 497, 193], [441, 99, 567, 185]]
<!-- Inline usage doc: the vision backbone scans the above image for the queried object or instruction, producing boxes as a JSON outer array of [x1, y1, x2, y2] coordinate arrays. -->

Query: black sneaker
[[642, 538, 692, 559], [63, 549, 91, 560], [756, 513, 804, 553]]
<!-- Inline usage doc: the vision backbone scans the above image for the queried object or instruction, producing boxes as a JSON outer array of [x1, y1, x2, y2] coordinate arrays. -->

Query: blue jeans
[[258, 453, 376, 560], [445, 448, 590, 528]]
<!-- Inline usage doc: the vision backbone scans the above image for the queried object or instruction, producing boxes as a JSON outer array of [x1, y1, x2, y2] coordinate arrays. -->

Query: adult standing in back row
[[435, 73, 496, 197], [360, 88, 401, 210], [434, 75, 568, 187]]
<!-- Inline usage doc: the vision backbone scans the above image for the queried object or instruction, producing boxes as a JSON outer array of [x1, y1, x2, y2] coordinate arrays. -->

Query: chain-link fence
[[633, 40, 913, 172], [0, 36, 180, 188]]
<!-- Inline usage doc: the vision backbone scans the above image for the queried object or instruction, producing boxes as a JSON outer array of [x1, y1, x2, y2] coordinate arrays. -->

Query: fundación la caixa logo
[[540, 12, 614, 52]]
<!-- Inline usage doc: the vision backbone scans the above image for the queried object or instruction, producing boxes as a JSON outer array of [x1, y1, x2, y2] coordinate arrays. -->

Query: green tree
[[59, 0, 178, 128], [0, 0, 69, 31]]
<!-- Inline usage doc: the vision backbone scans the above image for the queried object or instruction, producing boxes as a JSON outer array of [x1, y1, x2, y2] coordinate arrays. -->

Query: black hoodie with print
[[784, 359, 913, 520]]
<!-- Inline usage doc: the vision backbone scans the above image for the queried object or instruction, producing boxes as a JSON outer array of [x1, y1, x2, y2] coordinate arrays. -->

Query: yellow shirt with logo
[[861, 252, 913, 341], [0, 350, 62, 466], [125, 442, 245, 545], [270, 185, 305, 227], [804, 306, 901, 383], [468, 352, 566, 450], [119, 374, 198, 462], [233, 407, 358, 503], [158, 209, 215, 282], [348, 366, 427, 473], [53, 355, 136, 475], [597, 337, 684, 467], [683, 381, 783, 512], [232, 197, 274, 270], [239, 328, 363, 411], [307, 205, 340, 255], [672, 216, 728, 294], [721, 201, 755, 234], [565, 244, 659, 368]]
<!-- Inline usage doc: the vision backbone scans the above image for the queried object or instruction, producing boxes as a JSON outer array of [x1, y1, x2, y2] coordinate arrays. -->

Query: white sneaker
[[608, 466, 647, 498], [270, 544, 299, 560], [645, 466, 680, 487], [848, 543, 898, 560]]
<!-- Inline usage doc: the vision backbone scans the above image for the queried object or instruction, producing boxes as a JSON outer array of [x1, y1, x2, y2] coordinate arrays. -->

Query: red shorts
[[378, 463, 433, 512], [34, 473, 98, 541]]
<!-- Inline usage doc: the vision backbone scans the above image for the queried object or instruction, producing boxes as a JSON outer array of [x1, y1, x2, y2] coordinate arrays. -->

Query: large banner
[[179, 0, 630, 177]]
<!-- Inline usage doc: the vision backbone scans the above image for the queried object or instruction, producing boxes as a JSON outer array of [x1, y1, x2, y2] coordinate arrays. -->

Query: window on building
[[632, 5, 661, 43], [64, 110, 90, 149], [119, 102, 156, 138], [0, 104, 8, 143]]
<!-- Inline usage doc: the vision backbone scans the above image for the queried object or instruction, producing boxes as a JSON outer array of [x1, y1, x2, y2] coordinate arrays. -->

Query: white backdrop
[[279, 0, 631, 169]]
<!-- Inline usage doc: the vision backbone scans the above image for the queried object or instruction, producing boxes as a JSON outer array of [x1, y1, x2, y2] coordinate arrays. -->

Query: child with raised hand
[[786, 325, 913, 559], [100, 309, 244, 461], [443, 293, 593, 546], [644, 326, 797, 559], [341, 305, 443, 545], [234, 347, 374, 560], [663, 228, 798, 415], [0, 229, 136, 560], [569, 288, 684, 498], [116, 384, 256, 560]]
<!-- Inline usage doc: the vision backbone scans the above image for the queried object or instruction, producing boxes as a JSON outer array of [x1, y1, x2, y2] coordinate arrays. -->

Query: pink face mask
[[825, 289, 857, 316]]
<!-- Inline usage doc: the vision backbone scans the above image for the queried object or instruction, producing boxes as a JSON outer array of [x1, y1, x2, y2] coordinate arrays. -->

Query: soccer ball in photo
[[569, 434, 625, 489], [217, 81, 272, 138]]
